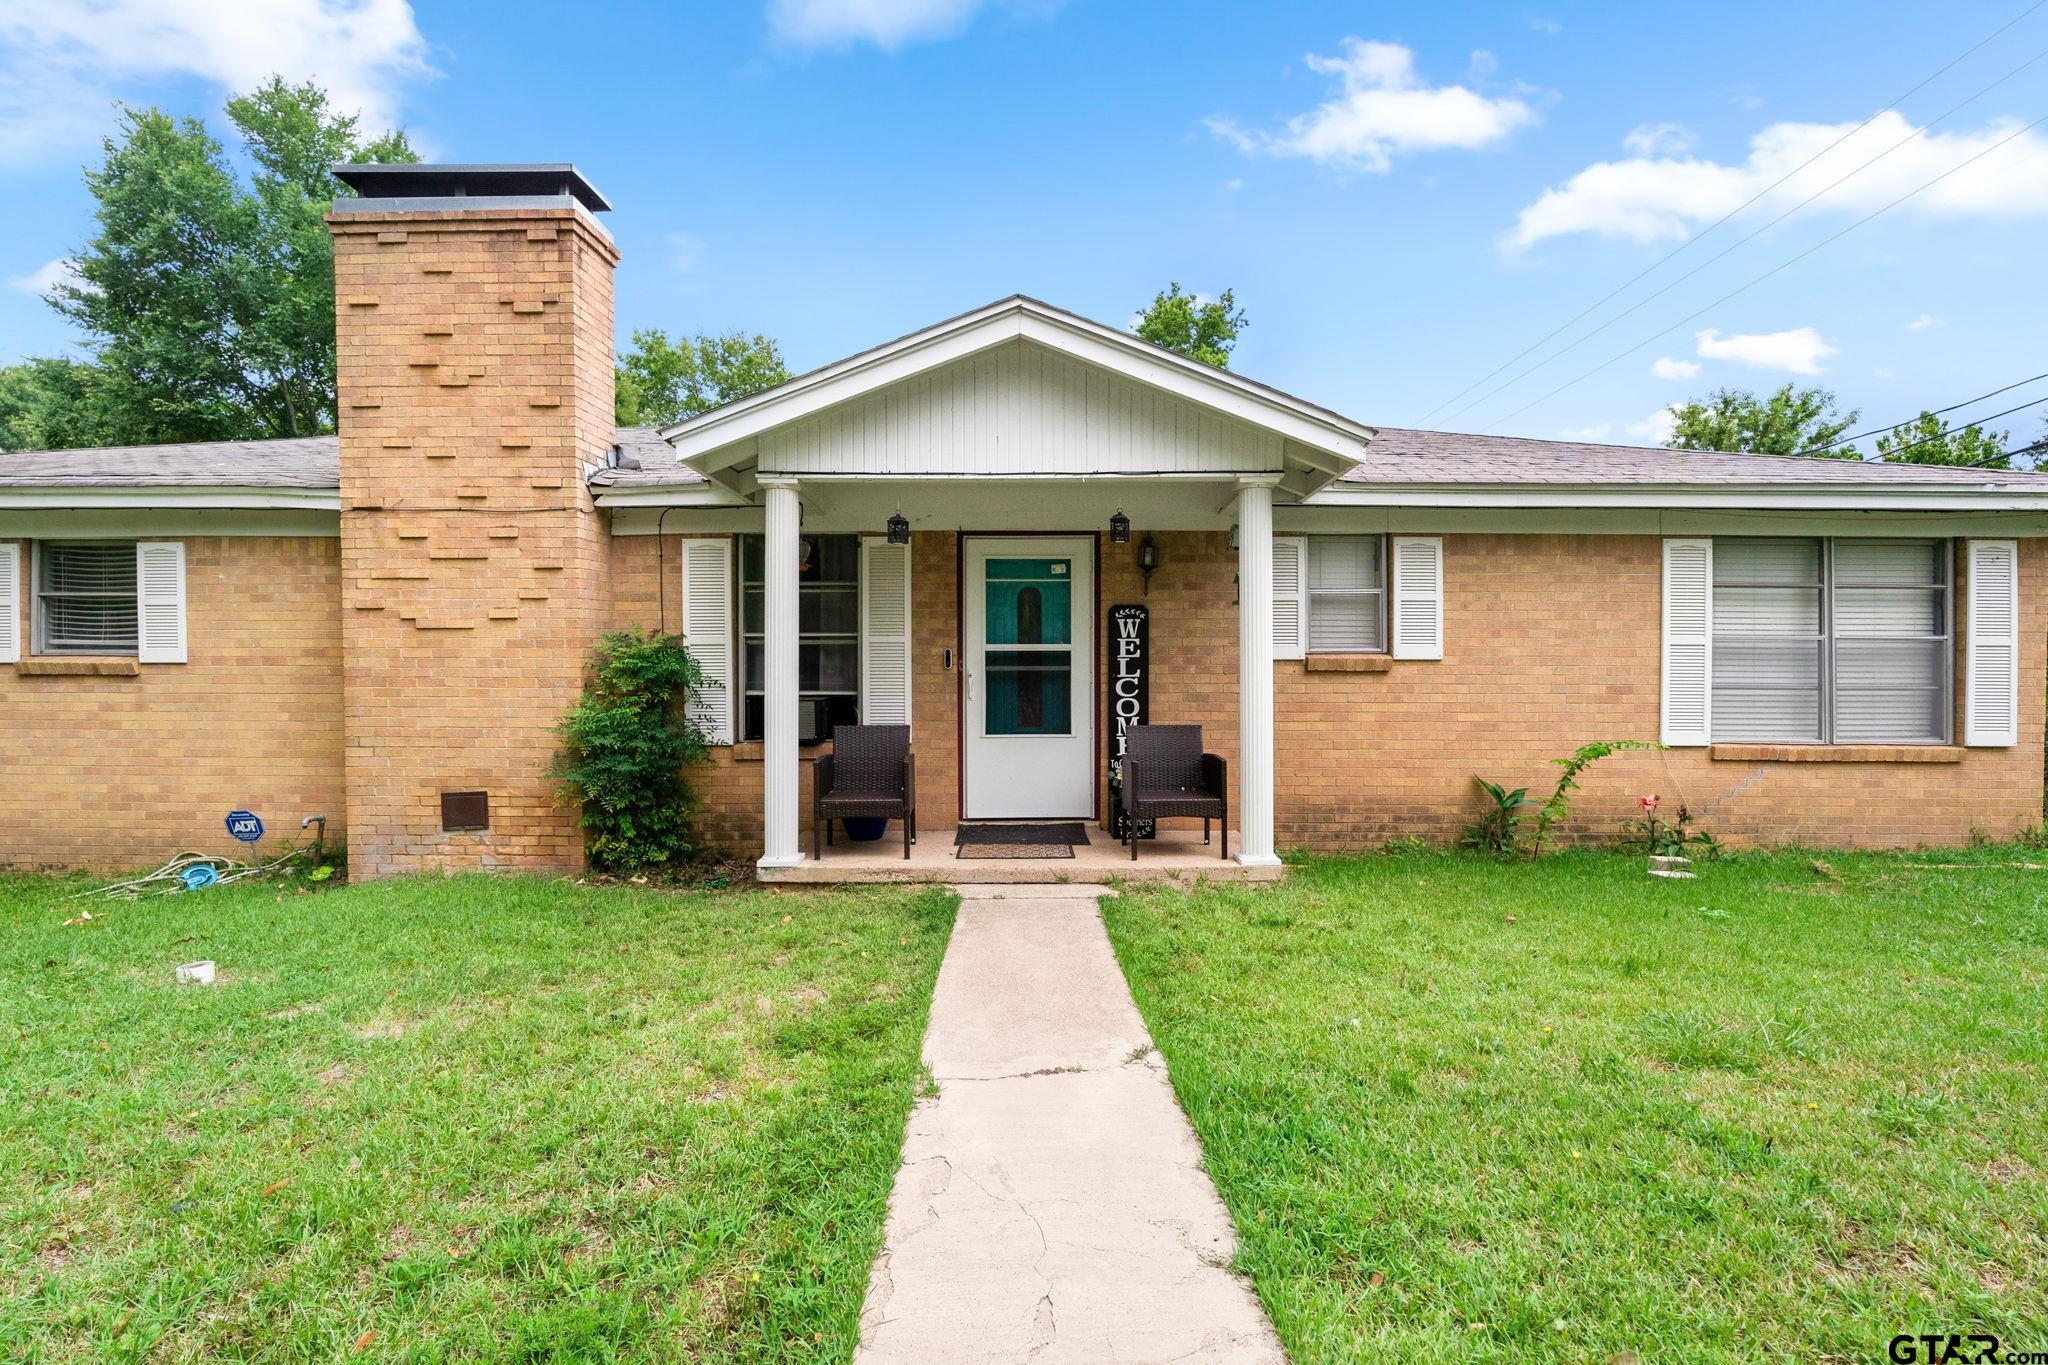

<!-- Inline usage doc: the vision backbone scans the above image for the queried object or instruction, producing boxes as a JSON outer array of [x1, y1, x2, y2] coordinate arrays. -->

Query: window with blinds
[[1711, 537, 1951, 745], [1306, 535, 1386, 653], [739, 533, 860, 743], [36, 542, 138, 655]]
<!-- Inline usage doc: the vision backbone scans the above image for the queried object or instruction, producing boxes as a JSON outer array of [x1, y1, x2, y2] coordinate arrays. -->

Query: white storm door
[[963, 536, 1094, 819]]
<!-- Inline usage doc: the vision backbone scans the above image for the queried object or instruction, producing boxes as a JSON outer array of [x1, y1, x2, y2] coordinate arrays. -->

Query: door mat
[[953, 822, 1089, 859]]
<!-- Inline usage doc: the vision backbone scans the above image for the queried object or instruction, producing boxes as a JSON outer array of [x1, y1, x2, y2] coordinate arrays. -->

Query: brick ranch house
[[3, 163, 2045, 877]]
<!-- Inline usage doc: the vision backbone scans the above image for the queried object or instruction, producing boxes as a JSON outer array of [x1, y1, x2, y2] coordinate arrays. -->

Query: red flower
[[1638, 794, 1660, 812]]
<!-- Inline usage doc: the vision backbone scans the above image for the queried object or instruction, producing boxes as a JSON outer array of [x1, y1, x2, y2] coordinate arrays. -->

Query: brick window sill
[[1709, 743, 1964, 764], [1302, 654, 1393, 673], [17, 656, 141, 677]]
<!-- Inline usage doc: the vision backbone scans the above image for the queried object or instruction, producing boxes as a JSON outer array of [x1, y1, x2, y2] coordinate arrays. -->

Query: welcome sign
[[1107, 604, 1155, 840]]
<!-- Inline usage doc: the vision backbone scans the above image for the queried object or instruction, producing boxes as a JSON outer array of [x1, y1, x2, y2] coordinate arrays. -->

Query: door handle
[[964, 668, 974, 702]]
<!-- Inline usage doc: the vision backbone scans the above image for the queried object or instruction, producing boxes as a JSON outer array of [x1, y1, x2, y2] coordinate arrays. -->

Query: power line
[[1415, 0, 2048, 424], [1477, 112, 2048, 431], [1794, 371, 2048, 457], [1439, 41, 2048, 426], [1843, 393, 2048, 461]]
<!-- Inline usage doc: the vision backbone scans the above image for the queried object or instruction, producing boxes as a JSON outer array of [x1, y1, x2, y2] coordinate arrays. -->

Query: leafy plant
[[1619, 794, 1721, 859], [1531, 740, 1661, 858], [1461, 779, 1532, 855], [554, 630, 708, 872]]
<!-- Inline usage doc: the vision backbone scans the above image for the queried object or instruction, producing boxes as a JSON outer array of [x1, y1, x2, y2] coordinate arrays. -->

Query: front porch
[[757, 821, 1282, 885], [594, 298, 1380, 872]]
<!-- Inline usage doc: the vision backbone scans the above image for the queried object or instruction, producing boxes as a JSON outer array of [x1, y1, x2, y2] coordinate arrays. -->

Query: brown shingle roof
[[0, 435, 341, 488], [4, 424, 2040, 493], [1346, 427, 2048, 487]]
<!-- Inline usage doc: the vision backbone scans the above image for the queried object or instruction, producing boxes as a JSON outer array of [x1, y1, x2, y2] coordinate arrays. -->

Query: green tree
[[0, 359, 117, 453], [1665, 384, 1861, 457], [1133, 283, 1246, 369], [26, 79, 415, 450], [615, 329, 790, 427], [1875, 411, 2015, 468]]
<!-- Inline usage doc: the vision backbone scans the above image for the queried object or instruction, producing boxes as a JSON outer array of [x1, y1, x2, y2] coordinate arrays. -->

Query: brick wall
[[330, 205, 618, 878], [605, 531, 954, 853], [1272, 533, 2046, 851], [627, 528, 2045, 857], [0, 536, 344, 871]]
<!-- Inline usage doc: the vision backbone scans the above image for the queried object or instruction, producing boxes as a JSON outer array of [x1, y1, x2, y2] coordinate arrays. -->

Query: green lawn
[[1104, 850, 2048, 1363], [0, 872, 953, 1362]]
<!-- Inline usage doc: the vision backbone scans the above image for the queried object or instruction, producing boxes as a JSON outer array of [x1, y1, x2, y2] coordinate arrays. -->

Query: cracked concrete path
[[855, 885, 1285, 1364]]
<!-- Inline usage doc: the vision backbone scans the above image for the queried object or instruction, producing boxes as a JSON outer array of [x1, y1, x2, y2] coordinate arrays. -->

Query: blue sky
[[3, 0, 2046, 448]]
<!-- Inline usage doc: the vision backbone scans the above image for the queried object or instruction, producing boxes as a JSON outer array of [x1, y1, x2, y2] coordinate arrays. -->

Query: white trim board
[[1307, 484, 2048, 512], [0, 487, 339, 511], [0, 509, 341, 538]]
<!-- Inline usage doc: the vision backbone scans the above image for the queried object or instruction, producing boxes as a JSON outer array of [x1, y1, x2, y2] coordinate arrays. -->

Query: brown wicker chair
[[1120, 724, 1227, 861], [813, 724, 917, 861]]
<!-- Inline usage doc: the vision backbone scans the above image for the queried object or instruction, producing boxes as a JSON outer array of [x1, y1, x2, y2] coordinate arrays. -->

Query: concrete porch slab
[[756, 825, 1283, 886]]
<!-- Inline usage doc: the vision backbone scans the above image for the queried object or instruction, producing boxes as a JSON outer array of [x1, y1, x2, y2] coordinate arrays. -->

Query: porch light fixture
[[1109, 509, 1131, 544], [886, 510, 911, 545], [1229, 523, 1239, 550], [1138, 534, 1160, 594]]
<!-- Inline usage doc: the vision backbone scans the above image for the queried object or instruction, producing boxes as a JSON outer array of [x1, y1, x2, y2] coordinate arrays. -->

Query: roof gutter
[[1304, 483, 2048, 512], [0, 487, 342, 511]]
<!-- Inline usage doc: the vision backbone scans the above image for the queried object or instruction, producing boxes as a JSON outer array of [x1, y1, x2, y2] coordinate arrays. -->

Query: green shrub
[[554, 630, 708, 871]]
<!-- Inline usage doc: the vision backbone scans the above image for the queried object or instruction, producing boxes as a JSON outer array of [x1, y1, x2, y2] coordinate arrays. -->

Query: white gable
[[761, 339, 1281, 479], [665, 297, 1371, 496]]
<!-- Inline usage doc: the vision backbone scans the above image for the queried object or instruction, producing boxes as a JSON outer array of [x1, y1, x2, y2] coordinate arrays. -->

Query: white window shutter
[[680, 539, 734, 745], [860, 536, 913, 725], [0, 543, 18, 664], [1390, 536, 1444, 661], [1661, 538, 1713, 746], [136, 541, 187, 664], [1965, 539, 2019, 747], [1271, 535, 1306, 661]]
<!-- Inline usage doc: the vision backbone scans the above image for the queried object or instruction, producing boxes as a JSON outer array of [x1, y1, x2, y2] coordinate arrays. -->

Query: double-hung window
[[35, 542, 139, 655], [738, 533, 860, 743], [1305, 535, 1387, 653], [1711, 537, 1951, 745]]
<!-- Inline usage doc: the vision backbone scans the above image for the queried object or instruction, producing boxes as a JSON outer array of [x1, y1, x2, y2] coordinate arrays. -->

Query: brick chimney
[[328, 164, 618, 878]]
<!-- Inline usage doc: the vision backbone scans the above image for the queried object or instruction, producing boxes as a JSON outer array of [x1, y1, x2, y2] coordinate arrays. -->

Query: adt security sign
[[225, 810, 265, 843]]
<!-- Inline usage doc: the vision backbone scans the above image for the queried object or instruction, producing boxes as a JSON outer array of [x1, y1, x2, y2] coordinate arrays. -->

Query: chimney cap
[[331, 162, 612, 213]]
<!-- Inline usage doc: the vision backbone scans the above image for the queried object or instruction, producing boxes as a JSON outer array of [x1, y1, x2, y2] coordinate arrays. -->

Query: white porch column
[[1235, 475, 1282, 867], [758, 477, 805, 869]]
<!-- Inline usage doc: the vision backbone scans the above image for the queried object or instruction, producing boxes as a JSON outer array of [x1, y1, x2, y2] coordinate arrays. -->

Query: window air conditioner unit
[[799, 697, 831, 746]]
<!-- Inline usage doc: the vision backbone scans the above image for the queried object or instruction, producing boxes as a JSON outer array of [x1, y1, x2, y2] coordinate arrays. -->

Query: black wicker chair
[[1120, 724, 1227, 861], [813, 724, 917, 861]]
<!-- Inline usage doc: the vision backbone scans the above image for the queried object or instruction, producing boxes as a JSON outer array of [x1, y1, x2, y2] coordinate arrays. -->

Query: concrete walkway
[[856, 885, 1285, 1364]]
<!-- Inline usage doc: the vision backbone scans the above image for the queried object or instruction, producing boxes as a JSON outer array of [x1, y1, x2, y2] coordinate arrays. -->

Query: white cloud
[[1694, 326, 1836, 375], [7, 258, 80, 297], [1623, 121, 1695, 157], [0, 0, 432, 161], [1906, 312, 1946, 331], [1560, 421, 1612, 440], [1529, 17, 1562, 35], [768, 0, 1057, 48], [1874, 367, 1900, 380], [1507, 109, 2048, 250], [1650, 355, 1701, 380], [1626, 406, 1679, 443], [1208, 38, 1536, 173], [1222, 177, 1244, 192]]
